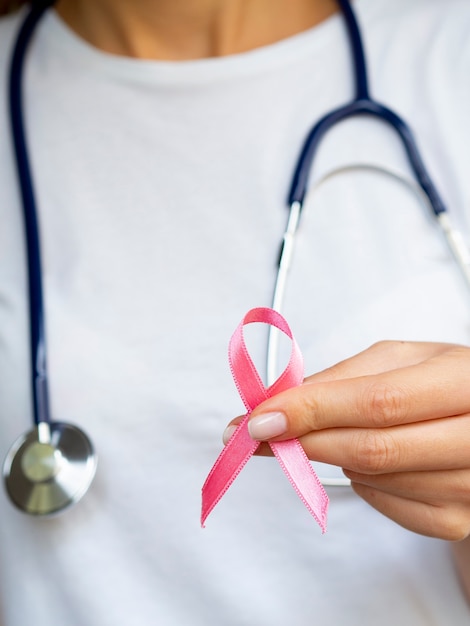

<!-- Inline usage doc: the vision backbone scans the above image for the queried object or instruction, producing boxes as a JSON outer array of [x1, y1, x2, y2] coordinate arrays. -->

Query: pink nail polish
[[248, 412, 287, 440], [222, 425, 237, 444]]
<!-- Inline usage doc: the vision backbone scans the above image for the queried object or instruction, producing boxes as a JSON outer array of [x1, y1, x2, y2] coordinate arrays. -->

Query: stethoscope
[[5, 0, 470, 513]]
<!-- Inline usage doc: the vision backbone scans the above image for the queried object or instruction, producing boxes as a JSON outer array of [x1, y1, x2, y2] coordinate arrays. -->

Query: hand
[[223, 341, 470, 540]]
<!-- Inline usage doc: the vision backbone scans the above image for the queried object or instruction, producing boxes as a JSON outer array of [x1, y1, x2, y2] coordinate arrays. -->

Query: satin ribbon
[[201, 307, 329, 532]]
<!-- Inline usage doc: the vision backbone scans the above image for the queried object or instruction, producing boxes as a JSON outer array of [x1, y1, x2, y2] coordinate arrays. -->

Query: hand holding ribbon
[[201, 307, 329, 532]]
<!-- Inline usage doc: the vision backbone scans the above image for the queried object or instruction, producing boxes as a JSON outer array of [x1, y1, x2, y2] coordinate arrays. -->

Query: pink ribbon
[[201, 307, 329, 532]]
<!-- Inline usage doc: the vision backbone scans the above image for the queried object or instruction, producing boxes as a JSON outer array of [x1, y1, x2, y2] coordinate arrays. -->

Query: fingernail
[[248, 412, 287, 440], [222, 425, 237, 444]]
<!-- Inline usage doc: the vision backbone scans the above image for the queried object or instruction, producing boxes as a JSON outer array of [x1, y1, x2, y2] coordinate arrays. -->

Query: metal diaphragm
[[3, 422, 97, 516]]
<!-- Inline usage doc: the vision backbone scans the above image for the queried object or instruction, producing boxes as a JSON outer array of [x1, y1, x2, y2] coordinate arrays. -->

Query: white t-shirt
[[1, 1, 470, 624]]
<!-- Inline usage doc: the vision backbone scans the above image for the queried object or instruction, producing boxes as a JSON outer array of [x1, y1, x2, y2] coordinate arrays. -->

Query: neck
[[55, 0, 339, 60]]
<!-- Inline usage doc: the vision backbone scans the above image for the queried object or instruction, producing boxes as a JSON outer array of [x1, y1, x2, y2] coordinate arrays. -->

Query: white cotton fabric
[[1, 0, 470, 624]]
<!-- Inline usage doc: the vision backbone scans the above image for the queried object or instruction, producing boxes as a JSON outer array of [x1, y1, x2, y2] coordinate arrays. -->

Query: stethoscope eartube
[[5, 0, 97, 515]]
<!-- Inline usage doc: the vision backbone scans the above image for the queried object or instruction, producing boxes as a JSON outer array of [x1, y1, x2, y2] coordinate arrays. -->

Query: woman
[[1, 0, 470, 623]]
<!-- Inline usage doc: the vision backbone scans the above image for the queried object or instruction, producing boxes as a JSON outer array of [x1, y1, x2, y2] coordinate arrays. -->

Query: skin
[[55, 0, 338, 59], [224, 340, 470, 599], [53, 0, 470, 603]]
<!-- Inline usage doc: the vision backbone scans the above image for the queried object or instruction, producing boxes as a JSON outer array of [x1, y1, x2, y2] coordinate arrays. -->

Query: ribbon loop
[[201, 307, 329, 532]]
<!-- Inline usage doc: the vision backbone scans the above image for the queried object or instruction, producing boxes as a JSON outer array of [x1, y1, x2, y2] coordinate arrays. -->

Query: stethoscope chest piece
[[3, 422, 97, 516]]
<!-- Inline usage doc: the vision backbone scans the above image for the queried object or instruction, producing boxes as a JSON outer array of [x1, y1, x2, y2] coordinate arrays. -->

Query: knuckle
[[313, 363, 342, 383], [361, 381, 409, 427], [300, 392, 324, 431], [448, 471, 470, 502], [369, 339, 401, 351], [368, 340, 409, 358], [353, 430, 399, 474], [436, 508, 470, 542]]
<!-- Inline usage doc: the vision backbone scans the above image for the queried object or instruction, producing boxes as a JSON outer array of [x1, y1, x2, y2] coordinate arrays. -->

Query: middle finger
[[299, 414, 470, 474]]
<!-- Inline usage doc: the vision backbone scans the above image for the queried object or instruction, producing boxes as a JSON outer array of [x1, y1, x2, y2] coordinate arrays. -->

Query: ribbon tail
[[201, 415, 259, 527], [271, 439, 329, 533]]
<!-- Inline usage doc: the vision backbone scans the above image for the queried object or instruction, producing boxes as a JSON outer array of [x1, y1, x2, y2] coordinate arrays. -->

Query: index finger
[[247, 345, 470, 441], [304, 340, 453, 384]]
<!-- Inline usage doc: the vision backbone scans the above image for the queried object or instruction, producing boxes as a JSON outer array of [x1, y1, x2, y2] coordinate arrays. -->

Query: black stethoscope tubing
[[9, 0, 54, 427]]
